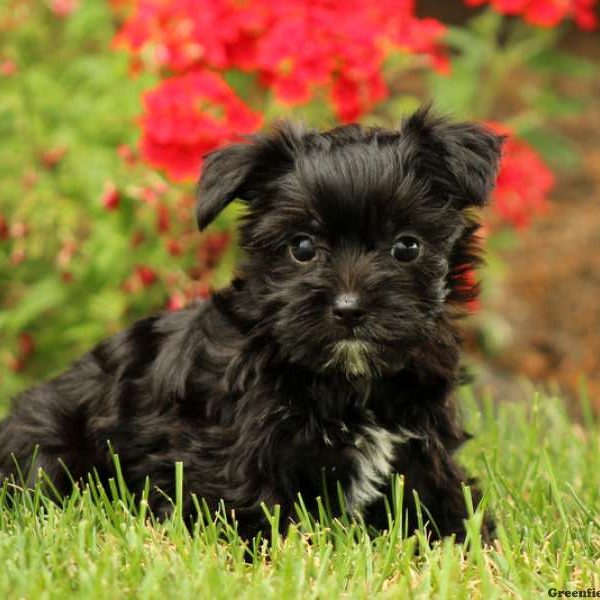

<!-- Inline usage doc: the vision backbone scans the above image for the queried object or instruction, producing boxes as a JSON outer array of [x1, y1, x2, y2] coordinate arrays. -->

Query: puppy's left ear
[[403, 107, 505, 208], [196, 142, 257, 230]]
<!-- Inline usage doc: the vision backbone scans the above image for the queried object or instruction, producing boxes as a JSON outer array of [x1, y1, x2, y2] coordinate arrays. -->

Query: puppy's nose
[[332, 293, 365, 327]]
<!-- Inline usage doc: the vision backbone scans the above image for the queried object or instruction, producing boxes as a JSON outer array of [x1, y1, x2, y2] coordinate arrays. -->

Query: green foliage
[[0, 391, 598, 598], [429, 9, 595, 162], [1, 3, 137, 391], [0, 3, 242, 397]]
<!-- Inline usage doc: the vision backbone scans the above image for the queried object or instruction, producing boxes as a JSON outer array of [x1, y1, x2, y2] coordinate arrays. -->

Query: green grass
[[0, 390, 598, 599]]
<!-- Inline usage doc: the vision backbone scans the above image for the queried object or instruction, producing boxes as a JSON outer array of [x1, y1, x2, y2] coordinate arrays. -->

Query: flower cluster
[[465, 0, 598, 30], [115, 0, 448, 178], [140, 71, 263, 180], [488, 123, 555, 228], [249, 1, 448, 121], [114, 0, 269, 73]]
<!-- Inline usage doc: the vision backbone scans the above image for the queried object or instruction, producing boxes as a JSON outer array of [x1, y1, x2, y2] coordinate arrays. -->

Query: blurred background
[[0, 0, 598, 412]]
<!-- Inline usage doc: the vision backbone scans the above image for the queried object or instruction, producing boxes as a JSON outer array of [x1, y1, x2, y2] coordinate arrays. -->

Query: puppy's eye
[[289, 235, 317, 263], [391, 236, 421, 262]]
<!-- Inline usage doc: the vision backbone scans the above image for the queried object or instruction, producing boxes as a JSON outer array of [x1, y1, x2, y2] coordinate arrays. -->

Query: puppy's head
[[196, 108, 504, 378]]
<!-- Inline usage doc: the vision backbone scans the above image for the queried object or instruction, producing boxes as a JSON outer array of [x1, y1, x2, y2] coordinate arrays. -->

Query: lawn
[[0, 389, 597, 599]]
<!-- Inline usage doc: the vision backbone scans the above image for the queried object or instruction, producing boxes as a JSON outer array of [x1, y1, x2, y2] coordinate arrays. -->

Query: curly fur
[[0, 107, 504, 541]]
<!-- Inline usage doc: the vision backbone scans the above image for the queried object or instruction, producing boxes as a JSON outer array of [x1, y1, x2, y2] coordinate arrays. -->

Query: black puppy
[[0, 108, 503, 541]]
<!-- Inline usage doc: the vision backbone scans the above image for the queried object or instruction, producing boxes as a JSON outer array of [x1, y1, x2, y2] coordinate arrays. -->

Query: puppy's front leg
[[364, 440, 493, 543]]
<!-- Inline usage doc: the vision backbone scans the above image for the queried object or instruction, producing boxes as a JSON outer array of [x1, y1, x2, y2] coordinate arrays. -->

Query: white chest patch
[[344, 424, 419, 515]]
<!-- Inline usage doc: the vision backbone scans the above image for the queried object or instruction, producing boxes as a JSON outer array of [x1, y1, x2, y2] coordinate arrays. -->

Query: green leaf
[[530, 87, 587, 118], [0, 278, 66, 333], [468, 9, 504, 38], [528, 49, 597, 78], [519, 127, 581, 170], [223, 70, 262, 104], [444, 26, 488, 54], [374, 94, 421, 125]]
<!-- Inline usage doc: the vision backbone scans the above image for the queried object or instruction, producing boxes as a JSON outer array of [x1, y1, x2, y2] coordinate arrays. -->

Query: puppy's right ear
[[196, 142, 257, 230], [196, 122, 305, 230]]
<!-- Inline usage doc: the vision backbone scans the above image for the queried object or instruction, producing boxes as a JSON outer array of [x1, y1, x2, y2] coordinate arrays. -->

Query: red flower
[[395, 16, 451, 73], [117, 144, 137, 166], [101, 182, 121, 211], [40, 146, 68, 169], [19, 332, 35, 357], [49, 0, 79, 17], [131, 230, 146, 247], [114, 0, 270, 73], [155, 203, 170, 233], [135, 265, 157, 287], [203, 231, 230, 257], [166, 238, 183, 256], [572, 0, 599, 29], [451, 266, 481, 312], [197, 231, 231, 268], [464, 0, 597, 30], [330, 73, 387, 124], [0, 60, 17, 77], [140, 70, 262, 180], [57, 239, 77, 268], [10, 248, 26, 266], [487, 123, 555, 228], [195, 282, 211, 299], [166, 292, 186, 311], [0, 215, 8, 240], [9, 333, 35, 373]]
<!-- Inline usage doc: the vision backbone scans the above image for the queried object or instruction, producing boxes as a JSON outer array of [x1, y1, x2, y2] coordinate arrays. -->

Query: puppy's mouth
[[322, 339, 377, 378]]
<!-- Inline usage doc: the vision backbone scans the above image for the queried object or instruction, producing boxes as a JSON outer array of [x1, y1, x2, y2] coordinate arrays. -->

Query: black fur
[[0, 108, 503, 541]]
